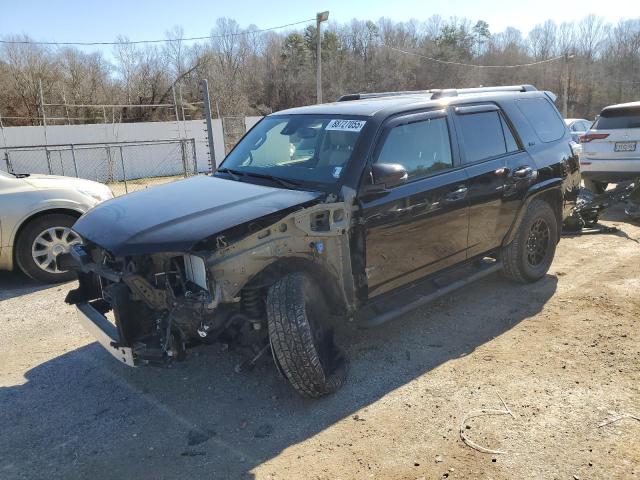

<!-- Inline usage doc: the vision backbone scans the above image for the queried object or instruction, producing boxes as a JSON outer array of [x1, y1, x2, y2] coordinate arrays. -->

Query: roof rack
[[454, 85, 537, 95], [337, 85, 538, 102], [337, 90, 432, 102]]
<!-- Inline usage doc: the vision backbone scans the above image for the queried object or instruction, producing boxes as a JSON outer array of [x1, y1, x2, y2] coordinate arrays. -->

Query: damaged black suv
[[64, 85, 580, 398]]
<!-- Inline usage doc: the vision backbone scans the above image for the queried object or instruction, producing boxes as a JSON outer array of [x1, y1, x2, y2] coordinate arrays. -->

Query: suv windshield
[[594, 106, 640, 129], [218, 115, 366, 187]]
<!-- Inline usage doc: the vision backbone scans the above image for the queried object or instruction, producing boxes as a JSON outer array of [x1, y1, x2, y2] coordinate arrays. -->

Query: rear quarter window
[[515, 97, 566, 143], [456, 111, 508, 163]]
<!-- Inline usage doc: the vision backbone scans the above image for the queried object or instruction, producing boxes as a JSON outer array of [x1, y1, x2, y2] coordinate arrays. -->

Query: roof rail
[[455, 85, 537, 95], [337, 84, 538, 102], [337, 90, 432, 102]]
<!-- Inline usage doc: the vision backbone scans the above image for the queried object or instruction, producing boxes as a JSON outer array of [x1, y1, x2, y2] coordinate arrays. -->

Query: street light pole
[[316, 11, 329, 104], [562, 53, 574, 118]]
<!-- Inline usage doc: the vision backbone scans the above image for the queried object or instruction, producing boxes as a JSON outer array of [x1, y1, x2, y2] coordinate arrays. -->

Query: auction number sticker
[[325, 119, 366, 132]]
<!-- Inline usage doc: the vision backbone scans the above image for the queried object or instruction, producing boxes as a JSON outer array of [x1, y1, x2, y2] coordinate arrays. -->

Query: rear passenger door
[[360, 110, 469, 298], [453, 104, 531, 257]]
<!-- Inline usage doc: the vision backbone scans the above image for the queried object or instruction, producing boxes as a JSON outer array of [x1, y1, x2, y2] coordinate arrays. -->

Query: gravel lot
[[1, 205, 639, 480]]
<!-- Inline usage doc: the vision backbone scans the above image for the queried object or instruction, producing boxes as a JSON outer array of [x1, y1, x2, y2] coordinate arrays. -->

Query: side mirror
[[372, 163, 408, 189]]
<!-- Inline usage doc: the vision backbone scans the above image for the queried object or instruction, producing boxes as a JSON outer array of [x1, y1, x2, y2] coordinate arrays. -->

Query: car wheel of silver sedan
[[15, 213, 80, 283], [31, 226, 81, 274]]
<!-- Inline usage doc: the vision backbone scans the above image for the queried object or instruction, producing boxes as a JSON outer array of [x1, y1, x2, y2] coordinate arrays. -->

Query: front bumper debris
[[76, 302, 136, 367]]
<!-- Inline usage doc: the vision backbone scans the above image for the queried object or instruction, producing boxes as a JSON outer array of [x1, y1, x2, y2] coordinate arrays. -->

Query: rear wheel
[[584, 179, 608, 194], [502, 199, 558, 283], [15, 213, 81, 283], [266, 272, 347, 398]]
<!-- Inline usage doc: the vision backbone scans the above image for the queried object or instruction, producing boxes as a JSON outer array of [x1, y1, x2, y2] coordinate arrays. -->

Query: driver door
[[359, 110, 470, 298]]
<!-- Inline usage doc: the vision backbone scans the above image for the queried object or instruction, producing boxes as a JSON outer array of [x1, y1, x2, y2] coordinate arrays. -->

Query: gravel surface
[[1, 205, 638, 480]]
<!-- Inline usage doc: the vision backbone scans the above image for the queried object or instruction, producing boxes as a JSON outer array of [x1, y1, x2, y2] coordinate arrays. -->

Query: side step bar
[[357, 260, 503, 329]]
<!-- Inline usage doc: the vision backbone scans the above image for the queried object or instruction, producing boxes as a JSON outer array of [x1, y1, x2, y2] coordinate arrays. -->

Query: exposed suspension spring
[[241, 288, 264, 319]]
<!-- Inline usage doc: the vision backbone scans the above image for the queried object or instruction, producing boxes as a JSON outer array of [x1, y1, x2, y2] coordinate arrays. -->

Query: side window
[[376, 117, 453, 180], [500, 114, 519, 152], [456, 111, 507, 163], [515, 97, 565, 142]]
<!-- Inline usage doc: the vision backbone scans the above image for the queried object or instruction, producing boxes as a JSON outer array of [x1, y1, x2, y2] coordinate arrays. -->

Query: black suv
[[64, 85, 580, 398]]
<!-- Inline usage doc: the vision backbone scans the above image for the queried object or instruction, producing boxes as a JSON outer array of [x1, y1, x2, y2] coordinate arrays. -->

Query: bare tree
[[1, 14, 639, 125]]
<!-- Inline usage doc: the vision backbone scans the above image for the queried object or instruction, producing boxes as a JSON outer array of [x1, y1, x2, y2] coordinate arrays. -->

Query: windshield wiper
[[239, 171, 303, 190], [215, 167, 242, 181], [217, 167, 306, 190]]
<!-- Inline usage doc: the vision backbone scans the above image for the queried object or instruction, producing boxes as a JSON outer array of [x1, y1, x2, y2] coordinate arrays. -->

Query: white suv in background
[[580, 101, 640, 193]]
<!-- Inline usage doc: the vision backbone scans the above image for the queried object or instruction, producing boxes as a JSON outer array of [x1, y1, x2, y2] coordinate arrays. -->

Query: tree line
[[1, 14, 639, 127]]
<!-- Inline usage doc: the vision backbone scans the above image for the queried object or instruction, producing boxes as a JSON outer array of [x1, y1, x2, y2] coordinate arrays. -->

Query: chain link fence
[[222, 116, 247, 155], [1, 139, 197, 197]]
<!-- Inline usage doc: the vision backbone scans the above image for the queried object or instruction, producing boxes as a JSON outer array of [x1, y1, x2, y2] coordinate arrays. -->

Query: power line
[[0, 18, 315, 46], [382, 44, 565, 68]]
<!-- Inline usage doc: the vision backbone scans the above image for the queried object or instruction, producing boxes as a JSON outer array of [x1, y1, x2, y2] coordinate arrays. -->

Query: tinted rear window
[[594, 107, 640, 129], [457, 111, 509, 163], [500, 114, 520, 152], [515, 97, 565, 142]]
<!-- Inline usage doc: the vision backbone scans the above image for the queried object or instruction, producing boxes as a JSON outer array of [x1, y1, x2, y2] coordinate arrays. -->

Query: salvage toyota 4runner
[[64, 85, 580, 398]]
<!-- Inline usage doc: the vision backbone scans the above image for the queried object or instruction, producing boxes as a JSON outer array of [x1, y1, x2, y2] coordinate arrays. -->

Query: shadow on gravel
[[599, 201, 640, 225], [0, 270, 67, 301], [0, 274, 557, 480]]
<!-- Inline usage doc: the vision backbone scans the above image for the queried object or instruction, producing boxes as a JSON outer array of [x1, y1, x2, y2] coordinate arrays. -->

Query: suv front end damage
[[64, 200, 356, 368], [66, 247, 224, 366]]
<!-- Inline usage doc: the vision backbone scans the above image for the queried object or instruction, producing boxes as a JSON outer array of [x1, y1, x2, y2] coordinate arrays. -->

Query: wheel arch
[[243, 256, 347, 316], [503, 180, 563, 246], [11, 208, 84, 269]]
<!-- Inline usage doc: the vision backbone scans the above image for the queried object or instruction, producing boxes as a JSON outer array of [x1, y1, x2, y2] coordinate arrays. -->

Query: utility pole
[[562, 54, 574, 118], [316, 11, 329, 104]]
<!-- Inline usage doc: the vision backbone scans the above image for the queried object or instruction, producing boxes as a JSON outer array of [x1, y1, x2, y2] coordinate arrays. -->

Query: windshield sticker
[[332, 166, 343, 178], [326, 119, 366, 132]]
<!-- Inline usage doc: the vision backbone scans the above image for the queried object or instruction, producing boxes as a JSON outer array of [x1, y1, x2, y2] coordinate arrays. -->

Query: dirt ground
[[1, 204, 638, 480], [107, 174, 187, 197]]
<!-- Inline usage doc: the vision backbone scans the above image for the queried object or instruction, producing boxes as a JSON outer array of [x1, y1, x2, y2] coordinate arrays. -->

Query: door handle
[[445, 185, 468, 201], [512, 166, 534, 179]]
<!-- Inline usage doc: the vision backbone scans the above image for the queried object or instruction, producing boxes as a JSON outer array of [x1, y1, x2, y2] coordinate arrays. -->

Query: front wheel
[[502, 199, 558, 283], [266, 272, 347, 398], [15, 214, 81, 283]]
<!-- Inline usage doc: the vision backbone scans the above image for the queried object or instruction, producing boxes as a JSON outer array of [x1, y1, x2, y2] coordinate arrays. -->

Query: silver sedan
[[0, 170, 113, 283]]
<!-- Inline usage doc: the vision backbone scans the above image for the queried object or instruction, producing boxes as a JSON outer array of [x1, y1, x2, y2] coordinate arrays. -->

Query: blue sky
[[1, 0, 637, 54]]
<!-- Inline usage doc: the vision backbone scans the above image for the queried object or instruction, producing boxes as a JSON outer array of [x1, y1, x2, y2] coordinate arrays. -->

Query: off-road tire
[[15, 213, 78, 283], [266, 272, 347, 398], [501, 199, 558, 283], [584, 179, 608, 194]]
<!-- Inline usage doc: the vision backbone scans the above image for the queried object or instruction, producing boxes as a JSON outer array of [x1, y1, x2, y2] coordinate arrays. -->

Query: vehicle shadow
[[0, 273, 558, 480], [599, 201, 639, 223], [0, 270, 67, 301], [592, 203, 640, 243]]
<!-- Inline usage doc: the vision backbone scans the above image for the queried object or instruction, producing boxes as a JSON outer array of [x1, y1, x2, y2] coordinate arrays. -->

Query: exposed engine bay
[[64, 201, 358, 367]]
